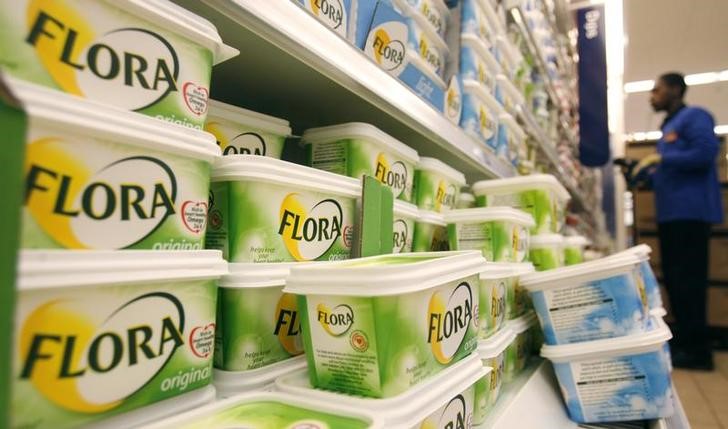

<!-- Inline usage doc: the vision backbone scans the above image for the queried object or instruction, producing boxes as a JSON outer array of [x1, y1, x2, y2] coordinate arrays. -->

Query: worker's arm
[[660, 109, 719, 171]]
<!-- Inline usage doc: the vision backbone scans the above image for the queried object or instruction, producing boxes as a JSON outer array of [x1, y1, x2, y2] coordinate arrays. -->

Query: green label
[[504, 331, 529, 382], [475, 353, 504, 422], [308, 139, 415, 202], [412, 221, 449, 252], [0, 0, 214, 128], [479, 278, 506, 338], [12, 279, 217, 429], [420, 387, 476, 428], [448, 221, 528, 263], [392, 216, 415, 253], [477, 190, 556, 234], [413, 169, 459, 212], [564, 246, 583, 265], [205, 121, 286, 158], [529, 247, 563, 271], [22, 130, 210, 250], [173, 400, 370, 429], [206, 180, 356, 262], [215, 286, 303, 371], [299, 275, 479, 397]]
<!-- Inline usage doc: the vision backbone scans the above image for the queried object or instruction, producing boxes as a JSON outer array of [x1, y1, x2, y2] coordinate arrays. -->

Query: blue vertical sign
[[577, 6, 610, 167]]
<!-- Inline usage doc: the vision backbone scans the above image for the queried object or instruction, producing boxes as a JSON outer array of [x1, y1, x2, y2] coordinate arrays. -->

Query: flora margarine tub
[[412, 210, 449, 252], [207, 155, 360, 262], [413, 157, 466, 212], [457, 192, 476, 209], [481, 262, 535, 325], [445, 207, 534, 262], [276, 355, 489, 428], [0, 0, 238, 128], [14, 79, 220, 250], [284, 251, 485, 398], [521, 254, 649, 345], [12, 250, 226, 429], [393, 0, 450, 38], [614, 244, 663, 310], [404, 7, 449, 77], [541, 318, 674, 423], [475, 327, 515, 418], [141, 391, 381, 429], [461, 79, 502, 151], [214, 263, 305, 372], [205, 100, 291, 158], [528, 234, 565, 271], [563, 235, 589, 265], [214, 356, 307, 398], [393, 200, 419, 253], [472, 174, 570, 234], [504, 311, 536, 381], [303, 122, 419, 202]]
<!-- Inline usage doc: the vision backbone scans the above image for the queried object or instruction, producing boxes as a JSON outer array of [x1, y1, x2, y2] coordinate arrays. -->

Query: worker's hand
[[634, 153, 662, 176]]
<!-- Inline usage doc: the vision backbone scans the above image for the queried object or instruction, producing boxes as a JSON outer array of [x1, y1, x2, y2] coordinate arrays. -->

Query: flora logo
[[428, 282, 473, 364], [435, 181, 457, 211], [513, 226, 529, 262], [479, 106, 495, 139], [316, 303, 354, 336], [365, 22, 407, 74], [278, 194, 344, 261], [224, 132, 267, 156], [273, 293, 303, 355], [491, 281, 506, 327], [308, 0, 347, 37], [19, 292, 185, 413], [438, 394, 469, 429], [25, 2, 182, 111], [393, 219, 409, 253], [374, 153, 407, 197], [419, 36, 441, 71], [445, 77, 462, 123], [24, 141, 177, 249]]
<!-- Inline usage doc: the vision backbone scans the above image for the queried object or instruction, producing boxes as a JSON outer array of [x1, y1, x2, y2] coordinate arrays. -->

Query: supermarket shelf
[[172, 0, 516, 181]]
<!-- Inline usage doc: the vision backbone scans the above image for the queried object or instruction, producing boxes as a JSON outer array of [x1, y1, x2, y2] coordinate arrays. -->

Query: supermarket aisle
[[672, 352, 728, 428]]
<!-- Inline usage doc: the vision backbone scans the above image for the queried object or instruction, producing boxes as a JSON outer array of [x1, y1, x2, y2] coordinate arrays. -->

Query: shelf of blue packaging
[[172, 0, 516, 181]]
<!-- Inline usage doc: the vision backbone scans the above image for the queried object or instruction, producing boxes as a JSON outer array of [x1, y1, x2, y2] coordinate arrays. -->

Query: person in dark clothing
[[635, 72, 723, 370]]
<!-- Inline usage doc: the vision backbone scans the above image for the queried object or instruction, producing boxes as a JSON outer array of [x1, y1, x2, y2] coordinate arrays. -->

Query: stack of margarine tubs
[[520, 246, 674, 424], [4, 0, 240, 428]]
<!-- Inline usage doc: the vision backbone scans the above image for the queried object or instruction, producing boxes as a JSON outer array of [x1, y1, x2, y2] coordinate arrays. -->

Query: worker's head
[[650, 72, 687, 112]]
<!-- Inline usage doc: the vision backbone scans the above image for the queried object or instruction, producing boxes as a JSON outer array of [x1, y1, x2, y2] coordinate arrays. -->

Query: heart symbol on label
[[189, 323, 215, 358], [183, 82, 209, 116], [181, 201, 208, 234]]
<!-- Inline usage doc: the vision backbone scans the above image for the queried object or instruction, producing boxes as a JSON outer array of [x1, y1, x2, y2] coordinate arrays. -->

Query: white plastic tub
[[405, 6, 449, 76], [275, 354, 490, 428], [495, 74, 525, 117], [1, 0, 238, 128], [529, 234, 565, 271], [12, 250, 226, 429], [459, 34, 501, 95], [613, 244, 663, 310], [303, 122, 419, 202], [413, 157, 467, 212], [460, 0, 495, 45], [564, 235, 590, 265], [472, 174, 570, 234], [283, 251, 485, 398], [393, 0, 450, 37], [475, 327, 515, 418], [215, 263, 305, 372], [483, 262, 536, 320], [521, 254, 649, 345], [140, 391, 382, 428], [205, 100, 291, 158], [457, 192, 476, 209], [213, 356, 307, 398], [504, 311, 537, 381], [460, 79, 502, 150], [412, 210, 449, 252], [498, 113, 526, 165], [541, 318, 674, 423], [13, 78, 220, 251], [393, 200, 419, 253], [445, 207, 534, 262], [207, 155, 360, 262]]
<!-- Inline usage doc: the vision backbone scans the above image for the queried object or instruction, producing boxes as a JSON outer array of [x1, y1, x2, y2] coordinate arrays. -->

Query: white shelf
[[173, 0, 516, 181]]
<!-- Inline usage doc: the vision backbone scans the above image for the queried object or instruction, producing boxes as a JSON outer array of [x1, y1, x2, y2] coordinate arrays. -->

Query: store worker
[[635, 72, 723, 370]]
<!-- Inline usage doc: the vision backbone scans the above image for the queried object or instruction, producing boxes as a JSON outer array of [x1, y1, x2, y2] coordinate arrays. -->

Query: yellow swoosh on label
[[275, 293, 303, 355], [428, 292, 451, 364], [279, 193, 306, 261], [374, 29, 391, 65], [317, 303, 336, 336], [309, 0, 321, 16], [204, 121, 229, 151]]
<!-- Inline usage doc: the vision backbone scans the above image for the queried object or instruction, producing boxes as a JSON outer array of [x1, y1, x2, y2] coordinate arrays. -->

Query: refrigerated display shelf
[[172, 0, 516, 182]]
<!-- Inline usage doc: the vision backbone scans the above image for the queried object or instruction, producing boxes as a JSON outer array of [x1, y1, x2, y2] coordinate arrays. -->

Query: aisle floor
[[673, 351, 728, 428]]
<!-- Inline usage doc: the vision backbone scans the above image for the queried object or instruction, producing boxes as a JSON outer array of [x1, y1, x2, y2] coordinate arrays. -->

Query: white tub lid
[[650, 307, 668, 318], [462, 79, 503, 115], [120, 0, 238, 64], [213, 356, 307, 394], [616, 243, 652, 259], [479, 262, 535, 279], [211, 155, 361, 198], [444, 207, 535, 227], [459, 192, 475, 203], [477, 326, 517, 358], [498, 113, 526, 140], [506, 311, 537, 334], [460, 34, 501, 73], [394, 200, 420, 218], [274, 354, 487, 426], [471, 174, 570, 201], [540, 317, 672, 363], [207, 100, 291, 137], [407, 9, 449, 55], [9, 78, 220, 162], [406, 49, 448, 87], [520, 253, 641, 292], [529, 234, 564, 247], [284, 251, 486, 296], [221, 262, 304, 288], [417, 157, 467, 186], [564, 235, 590, 247], [496, 74, 526, 106], [479, 0, 504, 36], [301, 122, 419, 164], [417, 210, 446, 226], [18, 250, 227, 290], [141, 389, 382, 429]]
